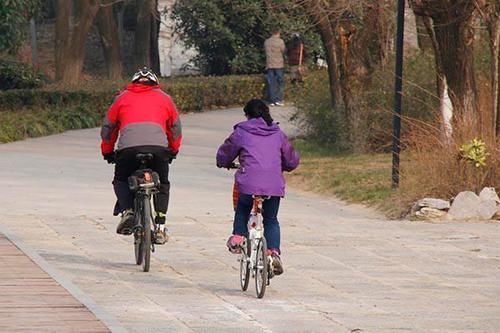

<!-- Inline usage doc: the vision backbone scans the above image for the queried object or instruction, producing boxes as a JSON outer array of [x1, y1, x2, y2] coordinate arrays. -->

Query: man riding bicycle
[[100, 67, 182, 244]]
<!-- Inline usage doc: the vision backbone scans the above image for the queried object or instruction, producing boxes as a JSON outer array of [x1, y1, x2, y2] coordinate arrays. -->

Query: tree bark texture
[[55, 0, 100, 83], [296, 0, 341, 109], [422, 16, 451, 139], [150, 0, 161, 74], [55, 0, 70, 80], [479, 0, 500, 136], [410, 0, 479, 123], [96, 4, 122, 80], [488, 19, 500, 136], [134, 0, 154, 69]]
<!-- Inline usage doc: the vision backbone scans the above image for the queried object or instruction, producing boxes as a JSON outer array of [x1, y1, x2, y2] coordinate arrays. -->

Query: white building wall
[[158, 0, 199, 77]]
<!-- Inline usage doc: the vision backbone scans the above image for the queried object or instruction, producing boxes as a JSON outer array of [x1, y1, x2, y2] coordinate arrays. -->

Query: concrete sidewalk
[[0, 107, 499, 332]]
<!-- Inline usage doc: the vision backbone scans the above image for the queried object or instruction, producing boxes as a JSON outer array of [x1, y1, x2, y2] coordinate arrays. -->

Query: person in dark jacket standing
[[216, 99, 300, 275], [287, 32, 305, 84], [100, 67, 182, 244], [264, 28, 286, 106]]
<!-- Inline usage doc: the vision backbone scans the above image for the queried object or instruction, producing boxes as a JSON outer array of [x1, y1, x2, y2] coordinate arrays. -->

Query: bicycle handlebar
[[227, 162, 240, 170]]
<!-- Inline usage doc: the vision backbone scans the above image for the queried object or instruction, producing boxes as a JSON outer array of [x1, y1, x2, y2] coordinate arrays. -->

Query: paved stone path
[[0, 107, 499, 332]]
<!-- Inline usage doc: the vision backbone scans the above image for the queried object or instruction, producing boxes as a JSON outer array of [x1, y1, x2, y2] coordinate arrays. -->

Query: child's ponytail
[[243, 99, 274, 126]]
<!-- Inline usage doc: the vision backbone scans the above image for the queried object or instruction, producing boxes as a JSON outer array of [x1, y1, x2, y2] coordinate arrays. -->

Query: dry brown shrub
[[398, 110, 499, 209]]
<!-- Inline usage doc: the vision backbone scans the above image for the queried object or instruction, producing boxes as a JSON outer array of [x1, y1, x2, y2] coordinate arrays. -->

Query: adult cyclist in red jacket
[[100, 68, 182, 244]]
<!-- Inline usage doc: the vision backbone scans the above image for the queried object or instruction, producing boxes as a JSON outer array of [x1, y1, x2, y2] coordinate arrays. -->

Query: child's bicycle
[[228, 164, 274, 299]]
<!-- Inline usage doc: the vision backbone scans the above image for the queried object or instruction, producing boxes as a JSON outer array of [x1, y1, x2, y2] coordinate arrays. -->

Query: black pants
[[113, 146, 171, 216]]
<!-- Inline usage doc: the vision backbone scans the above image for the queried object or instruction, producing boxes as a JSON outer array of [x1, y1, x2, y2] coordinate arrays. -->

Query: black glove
[[103, 152, 115, 164], [167, 151, 177, 164]]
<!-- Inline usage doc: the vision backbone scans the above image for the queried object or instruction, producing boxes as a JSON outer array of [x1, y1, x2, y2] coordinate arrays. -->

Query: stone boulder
[[416, 198, 450, 210], [448, 189, 500, 220], [415, 207, 448, 219], [411, 198, 450, 220], [448, 191, 482, 220], [478, 187, 500, 220]]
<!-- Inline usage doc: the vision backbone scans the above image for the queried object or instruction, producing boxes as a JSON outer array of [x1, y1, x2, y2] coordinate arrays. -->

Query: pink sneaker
[[226, 235, 245, 254], [267, 249, 283, 275]]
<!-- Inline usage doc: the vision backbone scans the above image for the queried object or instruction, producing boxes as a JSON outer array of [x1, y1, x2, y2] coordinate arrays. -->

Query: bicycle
[[127, 153, 162, 272], [228, 164, 274, 298]]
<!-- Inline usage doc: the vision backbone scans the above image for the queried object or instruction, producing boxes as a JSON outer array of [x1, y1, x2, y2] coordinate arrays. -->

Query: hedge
[[0, 75, 267, 112], [0, 75, 268, 143]]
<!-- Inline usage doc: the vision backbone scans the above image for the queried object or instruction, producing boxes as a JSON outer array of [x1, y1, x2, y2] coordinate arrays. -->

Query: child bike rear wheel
[[240, 240, 251, 291], [255, 238, 268, 299]]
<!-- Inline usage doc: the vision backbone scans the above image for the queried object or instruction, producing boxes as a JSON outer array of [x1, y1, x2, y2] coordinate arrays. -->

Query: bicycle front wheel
[[142, 197, 152, 272], [240, 240, 250, 291], [255, 237, 268, 299]]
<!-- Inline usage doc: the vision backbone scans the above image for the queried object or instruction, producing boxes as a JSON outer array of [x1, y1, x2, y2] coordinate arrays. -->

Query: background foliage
[[172, 0, 323, 75], [0, 0, 40, 53], [0, 58, 45, 90]]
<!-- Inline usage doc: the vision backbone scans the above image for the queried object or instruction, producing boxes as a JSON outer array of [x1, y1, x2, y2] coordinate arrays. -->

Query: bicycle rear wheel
[[255, 237, 268, 298], [240, 240, 250, 291], [134, 205, 143, 265], [134, 233, 143, 265], [142, 197, 152, 272]]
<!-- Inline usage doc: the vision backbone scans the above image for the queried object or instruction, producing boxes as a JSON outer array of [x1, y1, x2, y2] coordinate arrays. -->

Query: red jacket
[[100, 83, 182, 155]]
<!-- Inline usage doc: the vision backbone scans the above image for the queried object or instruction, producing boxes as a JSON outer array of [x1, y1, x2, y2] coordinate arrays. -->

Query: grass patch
[[287, 139, 392, 207], [0, 106, 102, 143]]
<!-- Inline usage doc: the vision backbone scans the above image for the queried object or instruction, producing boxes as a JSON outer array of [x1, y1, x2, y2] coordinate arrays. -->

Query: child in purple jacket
[[216, 99, 300, 275]]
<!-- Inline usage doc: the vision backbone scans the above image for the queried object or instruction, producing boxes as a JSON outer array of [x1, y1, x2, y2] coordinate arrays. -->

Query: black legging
[[112, 145, 171, 217]]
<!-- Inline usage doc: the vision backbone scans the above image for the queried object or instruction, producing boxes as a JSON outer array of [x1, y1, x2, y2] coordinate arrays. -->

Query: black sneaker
[[116, 209, 134, 235], [271, 253, 284, 275]]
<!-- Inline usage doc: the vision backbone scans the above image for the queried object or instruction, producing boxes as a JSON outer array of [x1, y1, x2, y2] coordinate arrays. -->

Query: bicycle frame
[[129, 154, 161, 272], [245, 196, 266, 277]]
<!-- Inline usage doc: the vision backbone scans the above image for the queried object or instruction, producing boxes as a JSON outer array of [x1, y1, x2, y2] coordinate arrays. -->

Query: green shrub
[[0, 58, 45, 90], [0, 74, 268, 143], [292, 53, 439, 153], [291, 70, 350, 152], [0, 105, 102, 143], [0, 75, 266, 112]]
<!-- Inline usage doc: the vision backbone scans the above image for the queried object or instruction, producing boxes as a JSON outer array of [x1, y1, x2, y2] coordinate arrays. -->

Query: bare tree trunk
[[411, 0, 479, 123], [55, 0, 70, 80], [150, 0, 161, 74], [422, 16, 452, 139], [55, 0, 100, 83], [293, 0, 341, 108], [483, 5, 500, 137], [490, 20, 500, 136], [97, 4, 122, 80], [134, 0, 154, 69], [434, 15, 478, 120], [496, 34, 500, 137], [61, 0, 100, 84]]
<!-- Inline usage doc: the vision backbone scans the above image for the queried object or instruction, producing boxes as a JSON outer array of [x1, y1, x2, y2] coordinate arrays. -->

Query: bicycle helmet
[[131, 67, 159, 85]]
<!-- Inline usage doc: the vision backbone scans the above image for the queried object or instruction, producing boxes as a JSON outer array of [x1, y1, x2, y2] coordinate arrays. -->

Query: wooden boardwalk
[[0, 233, 110, 333]]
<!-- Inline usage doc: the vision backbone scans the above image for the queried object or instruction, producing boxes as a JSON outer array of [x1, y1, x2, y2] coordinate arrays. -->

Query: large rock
[[415, 207, 448, 219], [416, 198, 450, 210], [448, 189, 500, 220], [479, 187, 500, 203], [478, 187, 500, 220], [448, 191, 482, 220]]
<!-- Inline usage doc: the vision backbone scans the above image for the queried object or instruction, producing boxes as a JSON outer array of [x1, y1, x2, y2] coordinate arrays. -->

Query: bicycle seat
[[135, 153, 154, 162]]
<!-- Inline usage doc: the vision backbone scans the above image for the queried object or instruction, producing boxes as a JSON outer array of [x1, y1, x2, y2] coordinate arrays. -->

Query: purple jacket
[[216, 118, 300, 196]]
